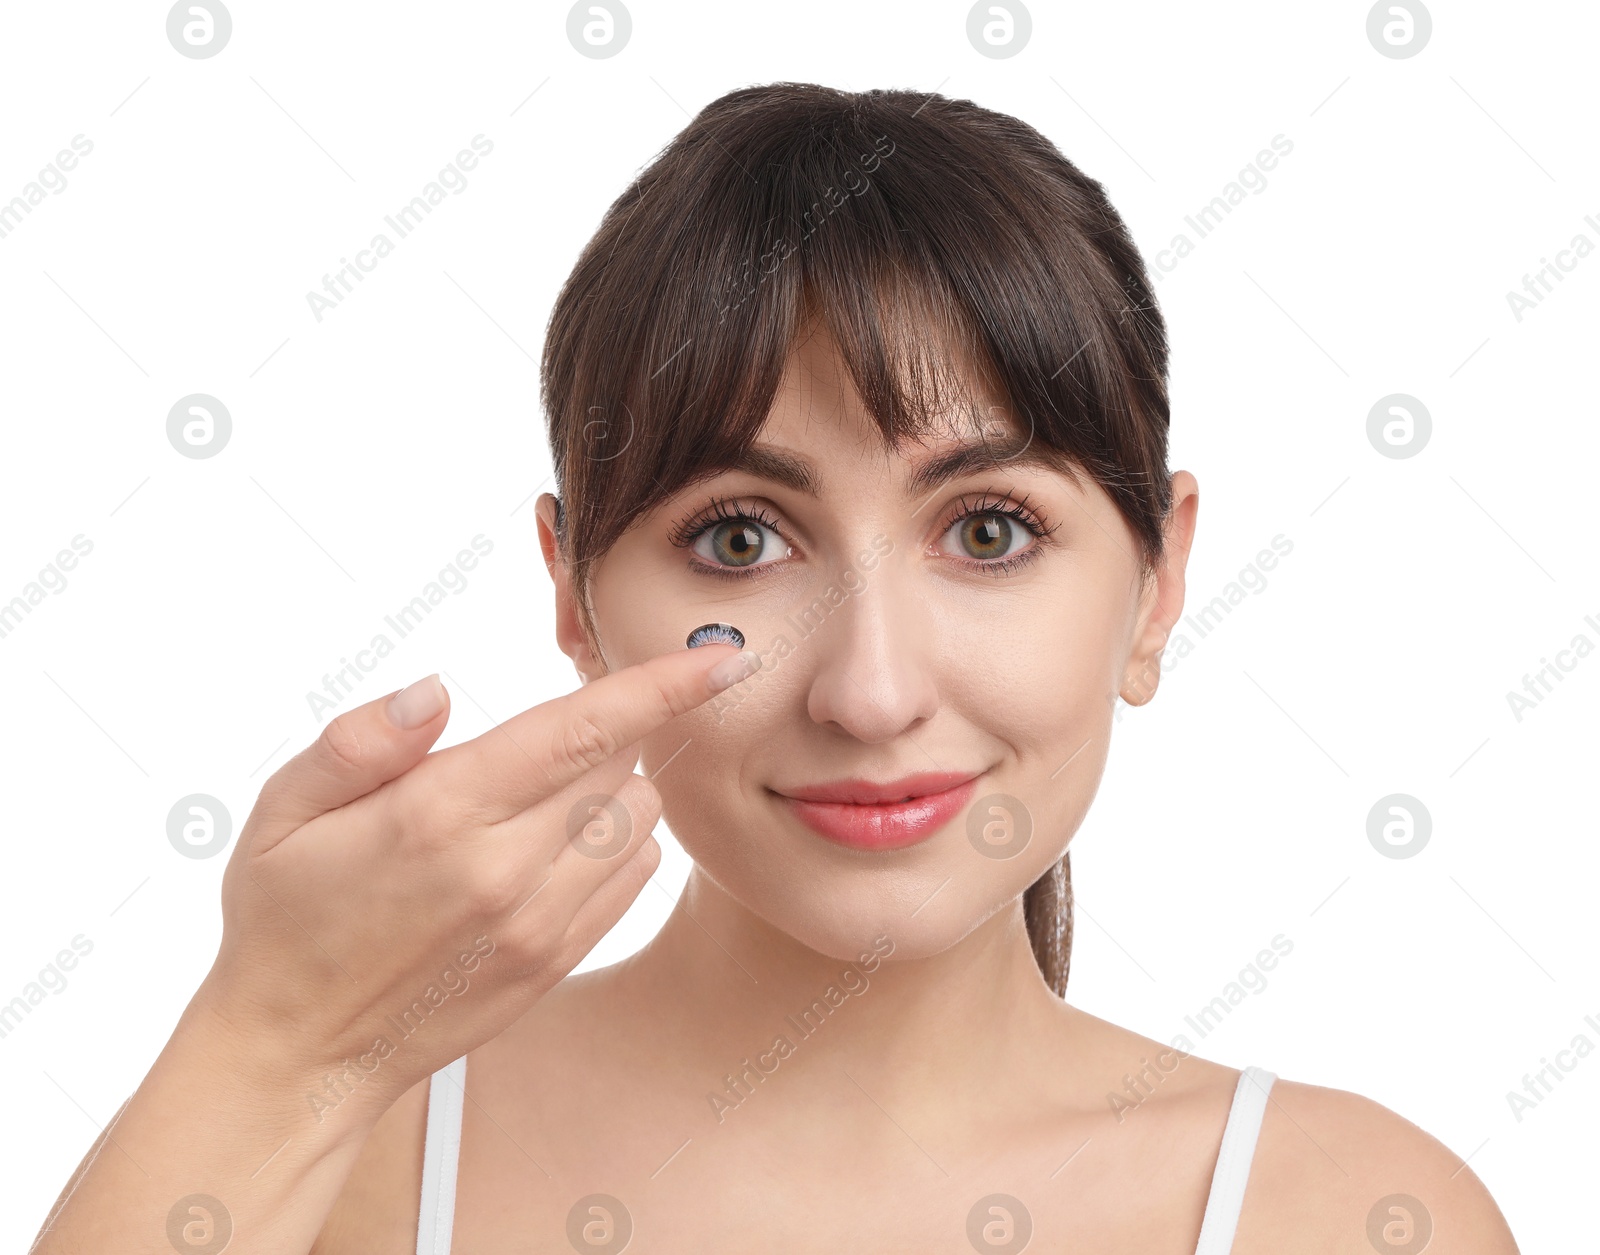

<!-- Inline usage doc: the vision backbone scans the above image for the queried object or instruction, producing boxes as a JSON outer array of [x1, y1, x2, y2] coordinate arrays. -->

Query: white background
[[2, 1, 1594, 1249]]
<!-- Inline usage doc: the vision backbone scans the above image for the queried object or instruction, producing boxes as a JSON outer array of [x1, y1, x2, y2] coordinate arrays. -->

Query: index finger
[[449, 642, 762, 821]]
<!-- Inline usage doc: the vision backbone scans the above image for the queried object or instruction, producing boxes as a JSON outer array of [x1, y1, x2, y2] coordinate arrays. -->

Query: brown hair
[[540, 82, 1173, 996]]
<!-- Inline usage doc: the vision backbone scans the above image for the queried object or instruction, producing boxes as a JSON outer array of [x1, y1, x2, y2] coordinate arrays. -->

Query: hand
[[197, 643, 760, 1135]]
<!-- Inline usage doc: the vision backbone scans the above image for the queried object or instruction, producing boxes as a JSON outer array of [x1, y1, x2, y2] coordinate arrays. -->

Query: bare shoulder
[[309, 1076, 430, 1255], [1235, 1077, 1520, 1254], [304, 969, 609, 1255]]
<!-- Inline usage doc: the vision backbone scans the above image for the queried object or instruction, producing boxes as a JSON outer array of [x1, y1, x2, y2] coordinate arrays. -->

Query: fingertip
[[706, 647, 762, 693], [388, 673, 448, 729]]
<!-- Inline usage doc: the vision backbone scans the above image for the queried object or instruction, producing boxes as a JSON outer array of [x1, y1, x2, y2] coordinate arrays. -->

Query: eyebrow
[[717, 433, 1061, 500]]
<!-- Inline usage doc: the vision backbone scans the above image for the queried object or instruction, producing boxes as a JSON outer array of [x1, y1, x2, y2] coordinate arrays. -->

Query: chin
[[694, 840, 1048, 965]]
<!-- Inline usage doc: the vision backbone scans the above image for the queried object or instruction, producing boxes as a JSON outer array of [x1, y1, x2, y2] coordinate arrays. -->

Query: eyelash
[[665, 489, 1060, 581]]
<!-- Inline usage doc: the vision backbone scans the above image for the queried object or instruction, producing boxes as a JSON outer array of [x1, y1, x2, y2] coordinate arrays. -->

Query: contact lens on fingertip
[[687, 622, 745, 649]]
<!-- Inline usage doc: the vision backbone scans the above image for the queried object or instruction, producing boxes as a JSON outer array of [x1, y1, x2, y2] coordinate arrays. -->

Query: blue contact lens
[[687, 622, 745, 649]]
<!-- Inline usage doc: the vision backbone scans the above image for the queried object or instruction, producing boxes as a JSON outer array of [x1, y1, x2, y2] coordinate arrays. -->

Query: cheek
[[931, 582, 1125, 751], [634, 642, 791, 843], [926, 584, 1123, 880], [638, 629, 797, 766]]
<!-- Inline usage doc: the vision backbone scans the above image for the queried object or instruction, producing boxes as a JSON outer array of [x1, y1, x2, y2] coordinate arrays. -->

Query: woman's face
[[539, 326, 1197, 964]]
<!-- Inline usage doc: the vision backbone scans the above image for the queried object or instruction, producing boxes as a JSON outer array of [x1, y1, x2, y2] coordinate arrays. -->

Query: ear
[[1121, 470, 1199, 707], [535, 491, 603, 686]]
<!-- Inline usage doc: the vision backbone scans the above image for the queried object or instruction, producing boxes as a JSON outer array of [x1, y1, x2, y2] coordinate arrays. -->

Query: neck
[[613, 863, 1080, 1135]]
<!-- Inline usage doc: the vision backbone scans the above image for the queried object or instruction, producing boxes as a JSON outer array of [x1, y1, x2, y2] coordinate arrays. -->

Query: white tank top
[[415, 1055, 1276, 1254]]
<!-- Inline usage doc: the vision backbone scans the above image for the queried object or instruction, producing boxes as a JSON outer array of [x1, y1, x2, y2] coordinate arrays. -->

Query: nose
[[802, 564, 939, 743]]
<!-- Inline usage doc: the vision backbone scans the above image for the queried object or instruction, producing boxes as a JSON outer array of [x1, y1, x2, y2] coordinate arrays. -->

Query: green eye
[[670, 496, 792, 579], [704, 520, 767, 567], [957, 513, 1016, 560], [932, 493, 1055, 575]]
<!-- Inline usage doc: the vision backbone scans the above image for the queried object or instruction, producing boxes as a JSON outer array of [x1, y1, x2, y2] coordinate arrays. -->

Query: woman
[[35, 82, 1518, 1253]]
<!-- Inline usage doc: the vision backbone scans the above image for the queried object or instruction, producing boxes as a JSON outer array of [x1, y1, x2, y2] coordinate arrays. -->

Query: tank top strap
[[415, 1054, 468, 1255], [1192, 1065, 1276, 1255], [414, 1054, 1274, 1254]]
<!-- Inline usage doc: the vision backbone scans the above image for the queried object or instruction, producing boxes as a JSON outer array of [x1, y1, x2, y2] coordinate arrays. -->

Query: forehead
[[773, 317, 1010, 422], [759, 318, 1028, 461], [654, 316, 1090, 510]]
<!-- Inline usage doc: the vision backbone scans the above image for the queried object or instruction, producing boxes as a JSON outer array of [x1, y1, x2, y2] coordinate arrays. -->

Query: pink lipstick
[[774, 770, 982, 851]]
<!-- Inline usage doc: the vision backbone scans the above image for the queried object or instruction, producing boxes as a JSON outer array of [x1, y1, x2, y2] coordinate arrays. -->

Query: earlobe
[[1121, 620, 1167, 707], [1120, 635, 1164, 706]]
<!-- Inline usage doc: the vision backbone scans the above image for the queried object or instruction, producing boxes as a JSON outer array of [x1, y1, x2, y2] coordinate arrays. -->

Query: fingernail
[[707, 648, 762, 693], [388, 674, 446, 728]]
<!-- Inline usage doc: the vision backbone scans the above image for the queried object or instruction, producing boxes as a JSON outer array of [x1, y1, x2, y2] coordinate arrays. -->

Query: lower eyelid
[[686, 555, 779, 581], [964, 549, 1041, 575]]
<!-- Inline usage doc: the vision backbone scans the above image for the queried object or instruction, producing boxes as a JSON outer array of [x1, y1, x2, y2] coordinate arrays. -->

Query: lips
[[774, 770, 982, 851]]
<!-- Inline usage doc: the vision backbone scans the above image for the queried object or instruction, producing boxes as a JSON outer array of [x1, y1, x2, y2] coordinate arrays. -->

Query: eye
[[668, 497, 793, 578], [934, 492, 1057, 574], [695, 517, 785, 569], [945, 512, 1028, 561]]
